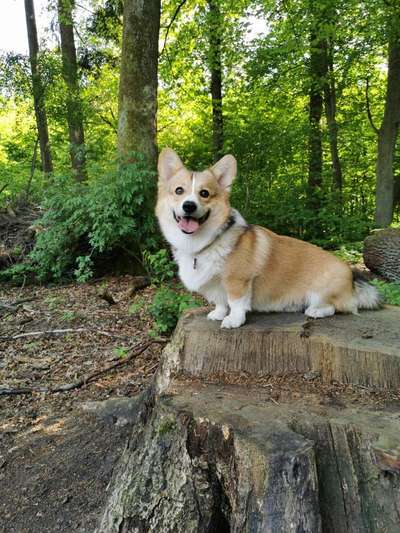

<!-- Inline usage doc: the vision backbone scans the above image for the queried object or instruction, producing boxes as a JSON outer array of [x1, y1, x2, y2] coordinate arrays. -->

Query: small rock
[[78, 397, 139, 424], [374, 448, 400, 474], [115, 417, 129, 428], [303, 370, 320, 381], [361, 332, 374, 339], [128, 276, 151, 296]]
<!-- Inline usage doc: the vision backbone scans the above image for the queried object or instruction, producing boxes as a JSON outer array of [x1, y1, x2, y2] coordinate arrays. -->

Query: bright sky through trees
[[0, 0, 268, 54], [0, 0, 52, 53]]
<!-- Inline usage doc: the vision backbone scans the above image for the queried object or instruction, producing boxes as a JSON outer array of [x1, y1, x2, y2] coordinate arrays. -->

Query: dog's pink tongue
[[178, 217, 199, 233]]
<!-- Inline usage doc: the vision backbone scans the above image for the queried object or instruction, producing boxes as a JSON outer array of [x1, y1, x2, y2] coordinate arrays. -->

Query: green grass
[[113, 346, 129, 359], [370, 280, 400, 306]]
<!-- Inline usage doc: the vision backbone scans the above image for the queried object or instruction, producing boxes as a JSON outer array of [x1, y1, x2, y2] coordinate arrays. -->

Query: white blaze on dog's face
[[156, 148, 236, 247]]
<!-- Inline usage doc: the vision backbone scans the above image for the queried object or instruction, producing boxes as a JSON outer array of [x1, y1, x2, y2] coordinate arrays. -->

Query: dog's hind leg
[[305, 304, 335, 318], [304, 292, 335, 318]]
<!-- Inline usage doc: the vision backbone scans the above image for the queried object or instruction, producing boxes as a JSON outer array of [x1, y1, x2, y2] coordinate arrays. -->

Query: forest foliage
[[0, 0, 399, 283]]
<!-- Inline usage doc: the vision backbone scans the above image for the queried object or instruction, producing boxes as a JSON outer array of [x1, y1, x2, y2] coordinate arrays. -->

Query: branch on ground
[[0, 327, 136, 342], [0, 339, 167, 396]]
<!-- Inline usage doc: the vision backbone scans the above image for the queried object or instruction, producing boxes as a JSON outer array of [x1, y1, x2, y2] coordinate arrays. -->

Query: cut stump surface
[[164, 307, 400, 390]]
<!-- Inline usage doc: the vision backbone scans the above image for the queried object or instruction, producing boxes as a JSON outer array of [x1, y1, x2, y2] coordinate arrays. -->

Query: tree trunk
[[324, 42, 343, 195], [24, 0, 53, 175], [207, 0, 224, 163], [117, 0, 160, 169], [98, 308, 400, 532], [307, 24, 327, 205], [57, 0, 86, 182], [375, 25, 400, 227]]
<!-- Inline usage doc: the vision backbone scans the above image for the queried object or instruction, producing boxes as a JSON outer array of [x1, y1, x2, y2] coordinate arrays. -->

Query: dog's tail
[[352, 271, 382, 310]]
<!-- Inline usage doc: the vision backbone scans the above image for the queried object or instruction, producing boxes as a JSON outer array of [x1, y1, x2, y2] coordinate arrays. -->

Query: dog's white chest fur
[[173, 210, 246, 297], [175, 242, 228, 292]]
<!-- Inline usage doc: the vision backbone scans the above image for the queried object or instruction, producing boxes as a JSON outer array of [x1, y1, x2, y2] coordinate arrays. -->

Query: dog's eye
[[175, 187, 184, 195], [199, 190, 209, 198]]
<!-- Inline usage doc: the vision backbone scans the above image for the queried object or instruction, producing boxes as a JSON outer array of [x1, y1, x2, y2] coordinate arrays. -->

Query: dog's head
[[156, 148, 236, 243]]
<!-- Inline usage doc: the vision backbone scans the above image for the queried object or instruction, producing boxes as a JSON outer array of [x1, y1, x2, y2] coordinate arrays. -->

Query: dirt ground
[[0, 276, 165, 533]]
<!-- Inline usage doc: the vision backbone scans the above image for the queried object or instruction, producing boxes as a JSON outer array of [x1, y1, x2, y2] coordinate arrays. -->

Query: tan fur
[[224, 226, 355, 312]]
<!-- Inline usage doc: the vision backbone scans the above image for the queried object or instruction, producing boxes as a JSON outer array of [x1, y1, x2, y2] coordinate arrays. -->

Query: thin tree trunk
[[24, 0, 53, 175], [117, 0, 161, 169], [307, 26, 327, 204], [394, 173, 400, 212], [57, 0, 86, 182], [324, 43, 342, 195], [26, 136, 40, 198], [207, 0, 224, 162], [375, 26, 400, 227]]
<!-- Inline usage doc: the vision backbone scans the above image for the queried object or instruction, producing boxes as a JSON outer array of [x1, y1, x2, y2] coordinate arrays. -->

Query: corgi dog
[[156, 148, 381, 329]]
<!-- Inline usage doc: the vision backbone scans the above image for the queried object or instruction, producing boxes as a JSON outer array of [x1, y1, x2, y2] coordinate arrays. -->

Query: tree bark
[[375, 23, 400, 227], [207, 0, 224, 162], [324, 42, 342, 195], [117, 0, 160, 169], [57, 0, 86, 182], [24, 0, 53, 175], [157, 308, 400, 390], [307, 20, 327, 205]]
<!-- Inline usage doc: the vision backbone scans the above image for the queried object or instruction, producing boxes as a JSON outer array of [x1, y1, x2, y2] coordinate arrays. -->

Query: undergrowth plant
[[141, 248, 198, 335], [129, 248, 199, 335], [333, 242, 363, 264], [148, 286, 201, 335], [143, 249, 176, 285], [371, 280, 400, 306], [1, 154, 158, 283]]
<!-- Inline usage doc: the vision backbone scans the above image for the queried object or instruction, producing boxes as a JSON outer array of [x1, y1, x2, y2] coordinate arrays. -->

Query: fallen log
[[364, 228, 400, 281]]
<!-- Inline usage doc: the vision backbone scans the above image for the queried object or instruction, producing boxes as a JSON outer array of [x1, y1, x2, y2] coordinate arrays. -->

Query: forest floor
[[0, 276, 166, 533], [0, 265, 396, 532]]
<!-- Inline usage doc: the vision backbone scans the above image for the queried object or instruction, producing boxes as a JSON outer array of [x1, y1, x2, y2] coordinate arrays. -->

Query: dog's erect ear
[[211, 155, 237, 191], [158, 148, 184, 181]]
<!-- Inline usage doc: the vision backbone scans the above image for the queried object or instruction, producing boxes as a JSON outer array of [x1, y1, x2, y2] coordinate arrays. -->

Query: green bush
[[1, 154, 159, 283], [231, 176, 373, 246], [143, 248, 176, 285], [333, 242, 363, 264], [149, 286, 200, 334], [370, 280, 400, 306]]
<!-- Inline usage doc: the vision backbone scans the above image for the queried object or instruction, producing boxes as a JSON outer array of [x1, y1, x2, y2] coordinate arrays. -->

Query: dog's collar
[[191, 213, 236, 269]]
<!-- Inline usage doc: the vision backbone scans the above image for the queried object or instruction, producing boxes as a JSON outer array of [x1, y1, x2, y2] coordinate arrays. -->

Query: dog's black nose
[[182, 201, 197, 214]]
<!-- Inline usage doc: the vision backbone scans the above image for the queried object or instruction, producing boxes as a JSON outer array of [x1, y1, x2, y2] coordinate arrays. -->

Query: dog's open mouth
[[173, 210, 210, 234]]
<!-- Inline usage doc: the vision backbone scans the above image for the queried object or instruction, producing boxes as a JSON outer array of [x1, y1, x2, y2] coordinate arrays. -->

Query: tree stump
[[363, 228, 400, 281], [98, 308, 400, 533]]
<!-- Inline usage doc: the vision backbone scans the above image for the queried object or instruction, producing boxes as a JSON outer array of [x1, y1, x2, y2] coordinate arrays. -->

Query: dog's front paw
[[221, 315, 245, 329], [207, 307, 227, 321]]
